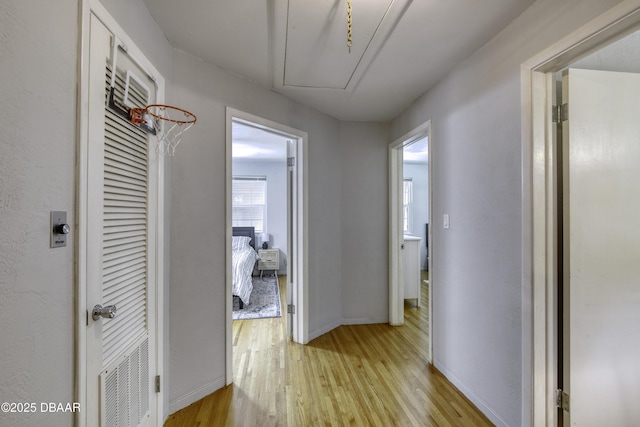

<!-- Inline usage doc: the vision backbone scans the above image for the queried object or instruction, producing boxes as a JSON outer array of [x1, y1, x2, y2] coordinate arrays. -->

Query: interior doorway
[[388, 121, 432, 362], [225, 108, 308, 385], [523, 4, 640, 425]]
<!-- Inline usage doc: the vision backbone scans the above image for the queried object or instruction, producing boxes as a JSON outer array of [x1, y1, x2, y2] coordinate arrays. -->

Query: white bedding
[[232, 236, 258, 305]]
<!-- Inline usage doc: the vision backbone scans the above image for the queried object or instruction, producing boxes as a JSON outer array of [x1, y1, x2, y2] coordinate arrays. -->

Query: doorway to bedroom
[[225, 108, 308, 385], [389, 121, 433, 362]]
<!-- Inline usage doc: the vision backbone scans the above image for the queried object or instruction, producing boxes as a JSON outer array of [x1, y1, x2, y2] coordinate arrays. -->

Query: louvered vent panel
[[130, 347, 140, 424], [105, 366, 118, 427], [100, 332, 151, 425], [103, 65, 149, 366], [117, 357, 130, 427], [140, 338, 150, 420], [99, 65, 151, 427]]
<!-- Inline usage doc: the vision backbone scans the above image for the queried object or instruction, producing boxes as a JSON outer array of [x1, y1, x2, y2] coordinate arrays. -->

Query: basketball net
[[131, 104, 197, 156]]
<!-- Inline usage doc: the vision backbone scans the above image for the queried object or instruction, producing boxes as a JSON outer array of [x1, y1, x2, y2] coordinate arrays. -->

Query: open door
[[388, 122, 431, 337], [80, 9, 163, 426], [286, 139, 297, 339], [226, 109, 308, 382], [561, 68, 640, 426]]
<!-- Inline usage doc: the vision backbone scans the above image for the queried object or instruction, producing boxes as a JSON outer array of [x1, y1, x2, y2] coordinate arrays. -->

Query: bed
[[232, 227, 259, 309]]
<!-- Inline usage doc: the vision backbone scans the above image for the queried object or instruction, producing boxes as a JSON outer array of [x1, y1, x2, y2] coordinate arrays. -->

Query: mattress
[[232, 236, 258, 305]]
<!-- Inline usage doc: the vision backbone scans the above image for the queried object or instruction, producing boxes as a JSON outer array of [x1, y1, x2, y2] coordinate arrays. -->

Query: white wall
[[169, 48, 344, 410], [389, 0, 621, 425], [404, 162, 429, 268], [232, 158, 288, 274], [0, 1, 77, 425], [339, 122, 390, 324]]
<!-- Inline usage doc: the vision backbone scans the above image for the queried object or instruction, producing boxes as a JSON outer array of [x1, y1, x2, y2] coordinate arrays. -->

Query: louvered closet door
[[85, 15, 158, 427]]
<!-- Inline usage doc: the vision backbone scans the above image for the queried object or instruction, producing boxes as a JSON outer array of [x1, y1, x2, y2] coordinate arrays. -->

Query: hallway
[[165, 277, 492, 426]]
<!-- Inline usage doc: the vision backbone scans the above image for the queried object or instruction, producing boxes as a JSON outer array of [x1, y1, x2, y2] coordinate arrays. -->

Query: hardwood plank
[[165, 273, 494, 426]]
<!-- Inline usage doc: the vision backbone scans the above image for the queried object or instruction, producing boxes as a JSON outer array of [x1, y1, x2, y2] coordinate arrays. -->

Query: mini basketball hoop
[[131, 104, 197, 156]]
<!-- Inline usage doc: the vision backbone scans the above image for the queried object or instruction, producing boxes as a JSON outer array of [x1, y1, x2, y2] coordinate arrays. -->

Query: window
[[403, 178, 413, 233], [232, 176, 267, 232]]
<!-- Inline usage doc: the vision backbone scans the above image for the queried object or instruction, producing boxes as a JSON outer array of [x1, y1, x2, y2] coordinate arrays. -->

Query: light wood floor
[[164, 273, 493, 426]]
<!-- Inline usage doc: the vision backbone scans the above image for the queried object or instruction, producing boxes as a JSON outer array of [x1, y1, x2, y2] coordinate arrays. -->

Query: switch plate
[[50, 211, 68, 248], [443, 214, 450, 229]]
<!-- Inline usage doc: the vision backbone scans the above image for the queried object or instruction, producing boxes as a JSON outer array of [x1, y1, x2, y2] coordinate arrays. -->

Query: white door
[[286, 139, 297, 339], [83, 14, 161, 426], [562, 68, 640, 426]]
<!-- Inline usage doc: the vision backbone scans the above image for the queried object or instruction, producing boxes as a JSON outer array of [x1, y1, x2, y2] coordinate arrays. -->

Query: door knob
[[92, 304, 117, 321], [54, 223, 71, 235]]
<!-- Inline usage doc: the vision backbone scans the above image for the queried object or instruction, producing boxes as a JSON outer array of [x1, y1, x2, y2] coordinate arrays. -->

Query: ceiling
[[231, 120, 429, 162], [232, 121, 288, 160], [403, 136, 428, 163], [143, 0, 535, 122]]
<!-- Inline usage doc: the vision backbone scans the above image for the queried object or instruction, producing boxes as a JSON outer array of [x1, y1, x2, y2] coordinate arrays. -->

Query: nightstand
[[258, 248, 279, 278]]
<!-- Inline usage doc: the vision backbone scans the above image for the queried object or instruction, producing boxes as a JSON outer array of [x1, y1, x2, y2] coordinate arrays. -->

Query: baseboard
[[168, 376, 225, 415], [308, 316, 390, 342], [308, 319, 341, 341], [434, 359, 509, 427], [341, 316, 388, 325]]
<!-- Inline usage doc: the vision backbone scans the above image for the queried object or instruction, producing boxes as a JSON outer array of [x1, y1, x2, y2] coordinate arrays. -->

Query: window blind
[[232, 176, 267, 232], [403, 179, 413, 233]]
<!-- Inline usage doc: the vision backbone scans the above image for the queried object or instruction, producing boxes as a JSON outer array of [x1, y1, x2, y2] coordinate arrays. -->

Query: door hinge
[[155, 375, 161, 393], [287, 304, 295, 314], [553, 104, 569, 122], [556, 389, 569, 412], [287, 157, 295, 167]]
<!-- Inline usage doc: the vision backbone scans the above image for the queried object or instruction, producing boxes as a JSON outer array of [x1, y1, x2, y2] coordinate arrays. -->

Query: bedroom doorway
[[225, 108, 308, 384], [388, 121, 432, 362]]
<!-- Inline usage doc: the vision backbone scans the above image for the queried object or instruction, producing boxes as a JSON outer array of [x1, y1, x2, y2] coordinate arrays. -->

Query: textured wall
[[0, 1, 77, 426]]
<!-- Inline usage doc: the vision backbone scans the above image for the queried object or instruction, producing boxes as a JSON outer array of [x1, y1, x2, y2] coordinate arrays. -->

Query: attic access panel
[[276, 0, 410, 91]]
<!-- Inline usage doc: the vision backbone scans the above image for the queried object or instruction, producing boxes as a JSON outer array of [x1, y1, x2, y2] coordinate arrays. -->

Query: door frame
[[76, 1, 166, 425], [522, 2, 640, 425], [225, 108, 309, 384], [388, 121, 433, 361]]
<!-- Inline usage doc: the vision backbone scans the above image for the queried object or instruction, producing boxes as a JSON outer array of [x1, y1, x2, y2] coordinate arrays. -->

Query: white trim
[[388, 144, 404, 326], [521, 2, 640, 425], [341, 316, 389, 325], [308, 320, 342, 342], [169, 376, 225, 414], [154, 128, 166, 427], [75, 3, 90, 425], [436, 361, 510, 427], [77, 1, 166, 425], [225, 107, 309, 385], [388, 121, 432, 362]]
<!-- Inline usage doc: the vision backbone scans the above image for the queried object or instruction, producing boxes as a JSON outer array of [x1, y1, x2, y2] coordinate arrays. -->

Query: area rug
[[233, 275, 281, 320]]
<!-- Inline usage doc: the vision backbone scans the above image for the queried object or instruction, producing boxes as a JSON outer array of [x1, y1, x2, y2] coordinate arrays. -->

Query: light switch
[[443, 214, 450, 229]]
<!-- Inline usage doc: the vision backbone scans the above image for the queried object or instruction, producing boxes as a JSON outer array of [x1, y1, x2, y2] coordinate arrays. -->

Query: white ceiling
[[232, 121, 288, 160], [143, 0, 535, 122], [403, 136, 428, 163]]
